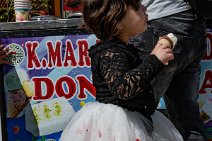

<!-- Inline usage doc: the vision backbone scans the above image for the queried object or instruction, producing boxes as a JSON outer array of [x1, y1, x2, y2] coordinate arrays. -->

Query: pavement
[[187, 131, 206, 141]]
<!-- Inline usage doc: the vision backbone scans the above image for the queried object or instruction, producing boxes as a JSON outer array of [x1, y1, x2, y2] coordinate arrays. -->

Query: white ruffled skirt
[[59, 102, 183, 141]]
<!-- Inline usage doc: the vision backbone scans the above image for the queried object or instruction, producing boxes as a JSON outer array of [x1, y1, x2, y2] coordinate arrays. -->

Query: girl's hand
[[151, 39, 174, 65], [0, 45, 11, 64]]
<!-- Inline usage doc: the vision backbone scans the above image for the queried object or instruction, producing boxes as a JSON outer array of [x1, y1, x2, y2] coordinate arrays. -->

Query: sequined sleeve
[[99, 48, 164, 100]]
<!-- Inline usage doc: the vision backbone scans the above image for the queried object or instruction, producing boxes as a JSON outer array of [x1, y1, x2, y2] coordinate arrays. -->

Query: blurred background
[[0, 0, 82, 22]]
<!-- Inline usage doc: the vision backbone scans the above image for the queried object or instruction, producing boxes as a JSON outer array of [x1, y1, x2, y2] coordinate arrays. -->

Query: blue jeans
[[130, 10, 207, 140]]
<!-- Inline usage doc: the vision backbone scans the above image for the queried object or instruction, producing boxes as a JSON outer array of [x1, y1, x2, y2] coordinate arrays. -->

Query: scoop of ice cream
[[167, 33, 177, 48], [158, 33, 178, 49], [22, 80, 34, 98]]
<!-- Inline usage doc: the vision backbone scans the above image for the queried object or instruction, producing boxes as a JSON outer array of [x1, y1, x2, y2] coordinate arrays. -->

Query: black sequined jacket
[[89, 39, 164, 117]]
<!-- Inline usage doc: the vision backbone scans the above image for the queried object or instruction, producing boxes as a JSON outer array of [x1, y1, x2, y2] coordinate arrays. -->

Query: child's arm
[[99, 48, 164, 100], [0, 45, 11, 64], [154, 33, 177, 65], [96, 34, 177, 101]]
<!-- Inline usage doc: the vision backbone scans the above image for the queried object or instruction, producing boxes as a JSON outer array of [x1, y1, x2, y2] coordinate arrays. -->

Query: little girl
[[60, 0, 183, 141]]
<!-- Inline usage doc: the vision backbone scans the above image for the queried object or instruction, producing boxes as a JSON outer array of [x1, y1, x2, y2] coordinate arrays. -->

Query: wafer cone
[[8, 97, 27, 118], [7, 89, 29, 118]]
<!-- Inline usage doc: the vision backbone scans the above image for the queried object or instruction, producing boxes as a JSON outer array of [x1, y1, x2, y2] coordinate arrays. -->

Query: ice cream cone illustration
[[5, 69, 34, 118]]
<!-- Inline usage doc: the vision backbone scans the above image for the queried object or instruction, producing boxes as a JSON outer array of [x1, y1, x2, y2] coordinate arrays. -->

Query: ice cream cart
[[0, 18, 98, 141], [0, 18, 212, 141]]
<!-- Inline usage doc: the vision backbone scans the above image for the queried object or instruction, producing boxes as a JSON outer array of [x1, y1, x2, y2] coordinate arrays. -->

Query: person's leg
[[130, 9, 207, 140], [162, 11, 207, 140], [164, 54, 207, 140]]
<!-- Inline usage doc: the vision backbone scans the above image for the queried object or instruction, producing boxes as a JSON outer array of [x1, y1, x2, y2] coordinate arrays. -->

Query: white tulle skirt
[[59, 102, 183, 141]]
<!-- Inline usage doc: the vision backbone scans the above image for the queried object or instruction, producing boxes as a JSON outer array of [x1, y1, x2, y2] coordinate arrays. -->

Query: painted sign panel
[[199, 29, 212, 140], [1, 34, 97, 141]]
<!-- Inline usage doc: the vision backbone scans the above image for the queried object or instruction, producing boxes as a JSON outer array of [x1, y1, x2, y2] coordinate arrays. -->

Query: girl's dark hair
[[82, 0, 140, 41]]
